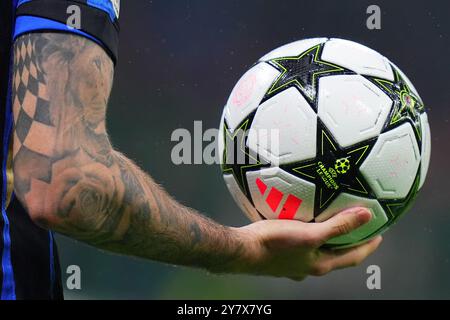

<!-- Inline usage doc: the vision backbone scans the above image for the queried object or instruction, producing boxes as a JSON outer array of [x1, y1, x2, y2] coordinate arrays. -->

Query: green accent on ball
[[371, 67, 425, 141], [335, 157, 351, 174]]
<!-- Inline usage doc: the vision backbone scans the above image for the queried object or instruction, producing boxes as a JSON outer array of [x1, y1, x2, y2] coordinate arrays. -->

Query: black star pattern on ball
[[221, 115, 269, 200], [368, 66, 425, 143], [265, 44, 349, 106], [280, 120, 376, 218]]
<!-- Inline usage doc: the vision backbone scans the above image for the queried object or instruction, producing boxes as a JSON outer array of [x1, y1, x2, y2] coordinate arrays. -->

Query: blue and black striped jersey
[[0, 0, 119, 300]]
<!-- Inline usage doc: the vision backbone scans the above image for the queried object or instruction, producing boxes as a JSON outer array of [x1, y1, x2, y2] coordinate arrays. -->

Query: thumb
[[316, 207, 372, 244]]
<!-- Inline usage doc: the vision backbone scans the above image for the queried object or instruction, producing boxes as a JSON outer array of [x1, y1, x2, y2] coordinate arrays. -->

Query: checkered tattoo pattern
[[13, 34, 55, 159]]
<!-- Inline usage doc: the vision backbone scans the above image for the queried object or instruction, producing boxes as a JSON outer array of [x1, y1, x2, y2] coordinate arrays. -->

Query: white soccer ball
[[220, 38, 431, 248]]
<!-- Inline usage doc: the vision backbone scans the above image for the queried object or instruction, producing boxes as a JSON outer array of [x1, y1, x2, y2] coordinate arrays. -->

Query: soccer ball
[[219, 38, 431, 248]]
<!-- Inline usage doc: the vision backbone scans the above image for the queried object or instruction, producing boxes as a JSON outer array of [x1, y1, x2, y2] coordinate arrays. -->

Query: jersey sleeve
[[14, 0, 120, 64]]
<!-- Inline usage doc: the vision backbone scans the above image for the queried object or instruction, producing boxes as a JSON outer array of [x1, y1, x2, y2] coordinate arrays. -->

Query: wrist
[[208, 226, 261, 275]]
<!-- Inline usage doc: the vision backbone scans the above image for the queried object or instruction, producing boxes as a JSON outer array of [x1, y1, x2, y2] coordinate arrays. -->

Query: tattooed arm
[[12, 32, 245, 270], [12, 33, 381, 280]]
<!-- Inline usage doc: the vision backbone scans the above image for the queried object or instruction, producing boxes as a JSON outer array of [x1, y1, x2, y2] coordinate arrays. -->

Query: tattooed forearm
[[12, 33, 244, 272]]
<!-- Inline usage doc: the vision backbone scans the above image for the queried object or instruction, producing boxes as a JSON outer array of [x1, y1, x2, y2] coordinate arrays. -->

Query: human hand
[[232, 207, 382, 281]]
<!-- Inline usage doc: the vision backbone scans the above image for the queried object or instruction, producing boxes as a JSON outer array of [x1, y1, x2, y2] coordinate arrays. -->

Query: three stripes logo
[[255, 178, 303, 220]]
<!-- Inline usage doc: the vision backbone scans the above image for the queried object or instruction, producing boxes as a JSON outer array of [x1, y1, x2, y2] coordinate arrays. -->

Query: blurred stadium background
[[58, 0, 450, 299]]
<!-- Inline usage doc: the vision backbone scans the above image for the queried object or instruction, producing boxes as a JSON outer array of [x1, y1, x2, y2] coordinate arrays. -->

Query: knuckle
[[334, 222, 352, 235], [304, 237, 320, 248], [289, 275, 306, 282], [355, 254, 367, 266], [349, 260, 359, 267], [310, 263, 331, 276], [301, 230, 320, 247], [350, 254, 365, 267]]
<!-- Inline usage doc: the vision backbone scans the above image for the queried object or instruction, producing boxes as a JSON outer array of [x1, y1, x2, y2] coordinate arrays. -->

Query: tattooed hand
[[12, 33, 381, 280]]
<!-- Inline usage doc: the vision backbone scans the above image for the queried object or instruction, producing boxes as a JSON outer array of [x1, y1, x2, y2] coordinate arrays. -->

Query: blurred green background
[[58, 0, 450, 299]]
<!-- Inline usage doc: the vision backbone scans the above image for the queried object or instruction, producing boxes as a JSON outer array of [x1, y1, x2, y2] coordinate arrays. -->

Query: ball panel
[[322, 38, 394, 81], [248, 88, 317, 165], [259, 38, 328, 62], [419, 113, 431, 189], [223, 174, 262, 222], [225, 63, 279, 132], [317, 75, 392, 148], [360, 123, 421, 199], [247, 168, 315, 222]]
